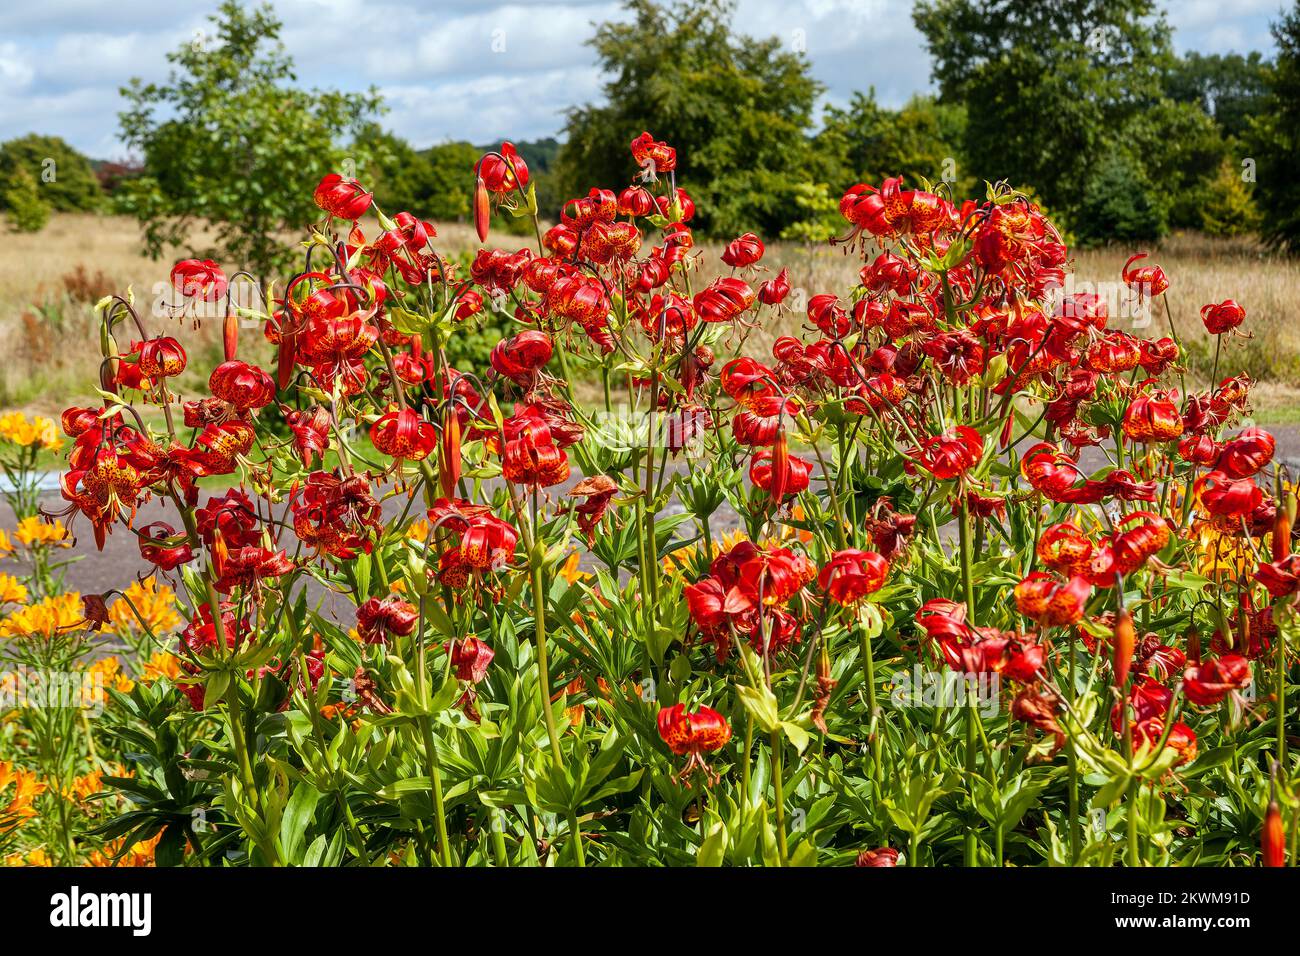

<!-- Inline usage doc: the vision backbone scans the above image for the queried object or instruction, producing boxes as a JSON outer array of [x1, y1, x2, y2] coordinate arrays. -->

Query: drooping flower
[[818, 550, 890, 606], [720, 233, 764, 268], [1014, 573, 1091, 627], [909, 426, 983, 481], [1122, 392, 1183, 443], [1200, 299, 1245, 335], [371, 407, 437, 463], [656, 703, 731, 784], [1182, 655, 1251, 706], [209, 360, 276, 412], [1122, 253, 1169, 299], [356, 597, 418, 645], [171, 259, 227, 300], [448, 637, 495, 683], [313, 174, 373, 221]]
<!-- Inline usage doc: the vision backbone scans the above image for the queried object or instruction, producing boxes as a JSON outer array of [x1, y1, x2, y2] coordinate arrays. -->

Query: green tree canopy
[[814, 92, 969, 194], [3, 167, 51, 233], [117, 0, 383, 277], [914, 0, 1173, 220], [1164, 51, 1271, 142], [0, 134, 102, 213], [555, 0, 821, 237], [1248, 1, 1300, 253]]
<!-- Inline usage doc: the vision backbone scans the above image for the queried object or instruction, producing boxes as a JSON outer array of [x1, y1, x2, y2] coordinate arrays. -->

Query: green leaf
[[697, 816, 728, 867], [736, 683, 780, 732], [280, 783, 323, 863]]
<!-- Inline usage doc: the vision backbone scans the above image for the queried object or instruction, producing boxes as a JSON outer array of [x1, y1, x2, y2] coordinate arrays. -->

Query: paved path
[[12, 425, 1300, 618]]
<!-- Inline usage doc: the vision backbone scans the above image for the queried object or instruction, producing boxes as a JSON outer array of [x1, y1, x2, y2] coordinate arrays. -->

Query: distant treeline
[[3, 0, 1298, 260]]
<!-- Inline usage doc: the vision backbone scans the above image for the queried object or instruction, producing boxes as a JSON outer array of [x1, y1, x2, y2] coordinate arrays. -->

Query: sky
[[0, 0, 1285, 160]]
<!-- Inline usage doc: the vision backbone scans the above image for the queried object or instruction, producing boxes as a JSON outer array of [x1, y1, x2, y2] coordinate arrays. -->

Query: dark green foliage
[[914, 0, 1174, 222], [815, 92, 968, 191], [116, 1, 384, 277], [0, 134, 102, 213], [3, 167, 51, 233], [1120, 98, 1231, 232], [1076, 153, 1166, 244], [1247, 1, 1300, 253], [1163, 51, 1270, 141], [555, 0, 821, 237]]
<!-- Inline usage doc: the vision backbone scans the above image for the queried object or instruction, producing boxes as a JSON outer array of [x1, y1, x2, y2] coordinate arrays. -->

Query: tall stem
[[958, 496, 980, 865], [859, 614, 883, 784], [415, 599, 452, 867], [770, 728, 789, 866], [530, 498, 564, 770]]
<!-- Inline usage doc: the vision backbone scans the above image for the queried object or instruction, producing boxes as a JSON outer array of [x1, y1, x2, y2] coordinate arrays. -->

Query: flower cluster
[[7, 128, 1292, 870]]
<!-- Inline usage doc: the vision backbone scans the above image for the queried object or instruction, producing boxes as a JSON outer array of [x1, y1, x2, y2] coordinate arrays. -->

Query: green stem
[[770, 728, 789, 866], [415, 596, 453, 867], [1067, 631, 1082, 864], [529, 534, 564, 771], [858, 616, 883, 784]]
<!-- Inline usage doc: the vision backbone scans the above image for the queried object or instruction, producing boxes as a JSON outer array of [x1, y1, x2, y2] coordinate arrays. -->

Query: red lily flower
[[209, 360, 275, 412], [1122, 391, 1183, 443], [171, 259, 227, 300], [720, 232, 764, 268], [818, 550, 890, 605], [657, 703, 730, 784], [909, 426, 983, 481], [694, 277, 756, 324], [1182, 655, 1251, 706], [630, 132, 677, 175], [447, 637, 495, 683], [283, 405, 332, 467], [1215, 427, 1274, 478], [1014, 572, 1091, 627], [371, 407, 437, 462], [1195, 470, 1263, 518], [138, 337, 187, 379], [313, 174, 373, 220], [749, 446, 811, 505], [1200, 299, 1245, 335], [758, 268, 791, 305], [1122, 253, 1169, 298], [356, 596, 418, 645], [137, 521, 193, 571]]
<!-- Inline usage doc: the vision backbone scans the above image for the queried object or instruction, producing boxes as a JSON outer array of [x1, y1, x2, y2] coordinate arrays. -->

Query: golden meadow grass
[[4, 213, 1298, 419]]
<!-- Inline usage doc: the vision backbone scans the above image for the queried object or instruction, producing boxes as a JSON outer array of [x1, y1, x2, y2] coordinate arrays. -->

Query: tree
[[1164, 52, 1270, 142], [0, 135, 102, 213], [555, 0, 821, 237], [1120, 99, 1231, 231], [364, 126, 438, 215], [3, 168, 51, 233], [424, 142, 480, 221], [117, 1, 384, 277], [914, 0, 1173, 219], [1248, 1, 1300, 254], [1076, 153, 1166, 244], [1199, 160, 1260, 238], [815, 92, 969, 194]]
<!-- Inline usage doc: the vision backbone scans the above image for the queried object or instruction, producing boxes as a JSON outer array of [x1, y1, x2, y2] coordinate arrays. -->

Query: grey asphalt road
[[11, 425, 1299, 614]]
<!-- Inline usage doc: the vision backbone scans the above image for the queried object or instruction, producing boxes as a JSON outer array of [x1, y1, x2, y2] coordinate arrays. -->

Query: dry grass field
[[3, 213, 1298, 421]]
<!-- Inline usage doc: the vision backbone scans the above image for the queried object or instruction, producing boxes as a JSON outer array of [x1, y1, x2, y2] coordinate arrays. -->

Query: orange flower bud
[[1263, 800, 1285, 867], [474, 176, 491, 243], [223, 312, 239, 361], [1113, 609, 1136, 687], [1274, 508, 1293, 563], [439, 409, 462, 498]]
